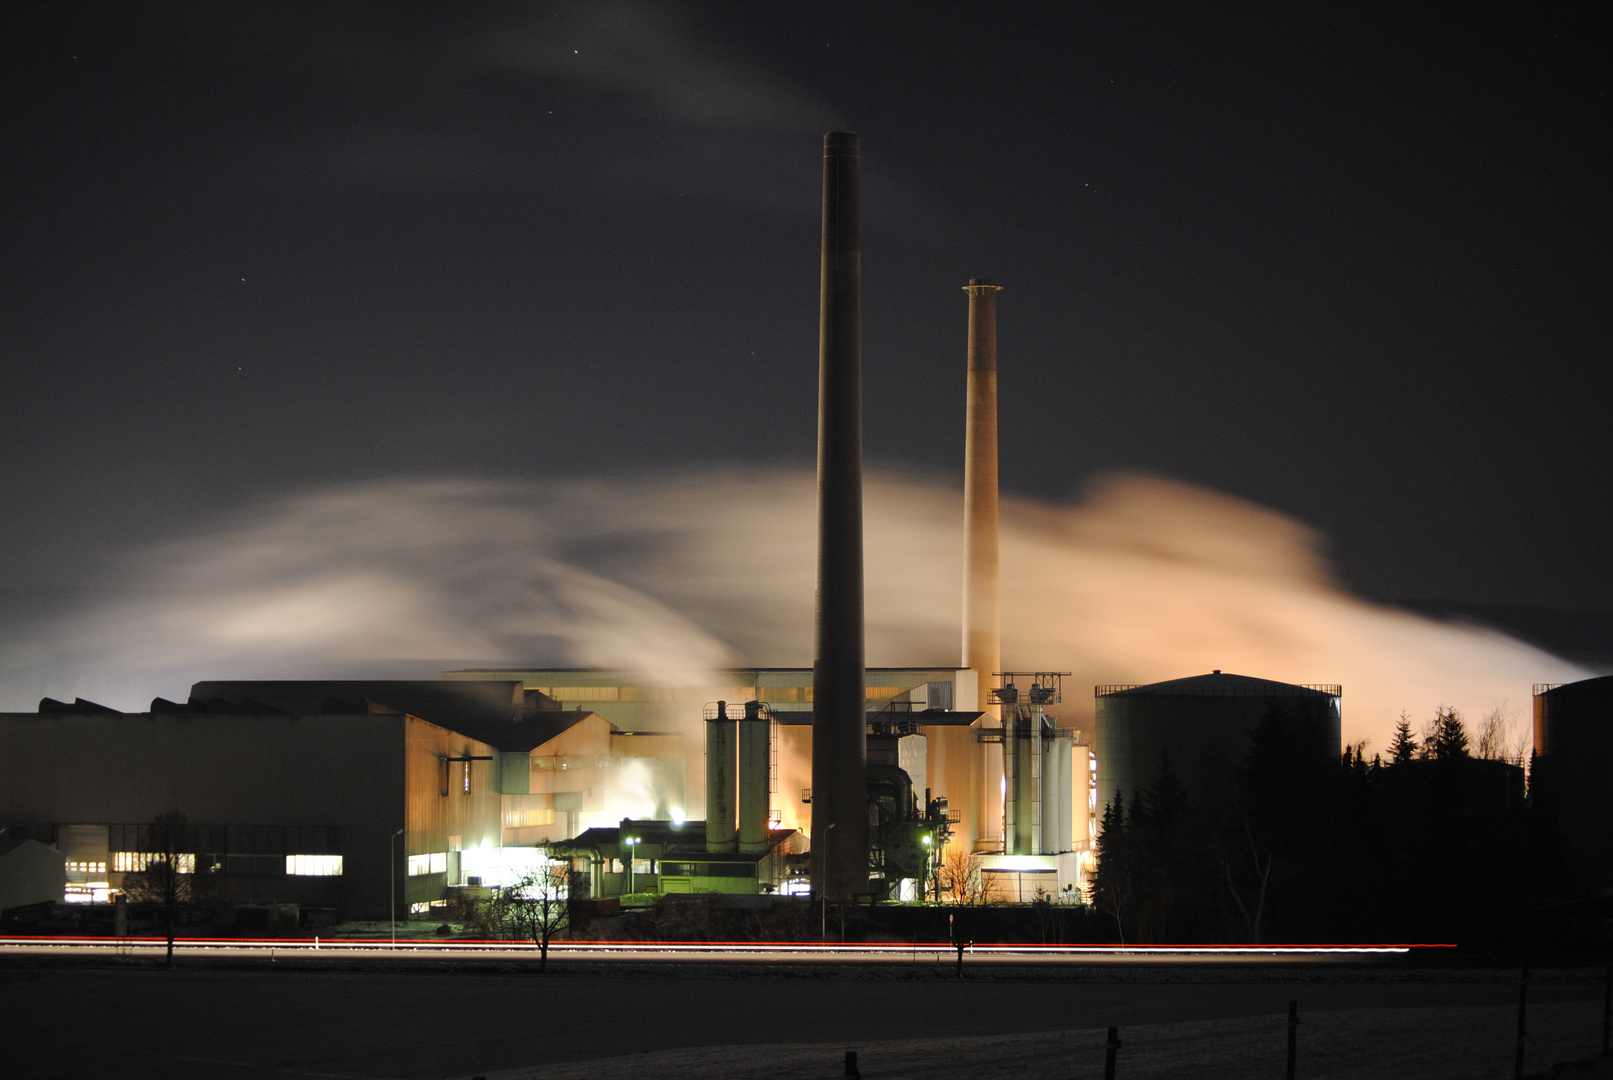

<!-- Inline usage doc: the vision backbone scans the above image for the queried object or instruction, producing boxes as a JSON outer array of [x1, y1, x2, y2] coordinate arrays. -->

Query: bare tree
[[117, 812, 220, 965], [1221, 813, 1272, 944], [492, 858, 569, 971], [1475, 704, 1529, 767]]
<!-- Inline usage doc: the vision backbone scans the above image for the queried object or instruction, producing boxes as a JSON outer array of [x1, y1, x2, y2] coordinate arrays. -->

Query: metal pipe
[[810, 131, 867, 900], [1003, 706, 1017, 855], [706, 701, 737, 853], [390, 828, 403, 948], [739, 700, 771, 854], [1029, 713, 1043, 855]]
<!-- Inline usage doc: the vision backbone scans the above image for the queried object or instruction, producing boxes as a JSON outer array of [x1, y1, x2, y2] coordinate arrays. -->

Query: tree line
[[1089, 702, 1567, 946]]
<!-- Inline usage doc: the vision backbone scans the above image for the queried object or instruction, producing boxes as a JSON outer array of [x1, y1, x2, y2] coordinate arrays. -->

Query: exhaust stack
[[962, 278, 1002, 707], [962, 278, 1004, 852], [810, 131, 868, 900]]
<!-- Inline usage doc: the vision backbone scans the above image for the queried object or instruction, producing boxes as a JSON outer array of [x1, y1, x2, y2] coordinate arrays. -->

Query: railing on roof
[[702, 700, 772, 721], [1095, 682, 1342, 698], [1534, 683, 1564, 696]]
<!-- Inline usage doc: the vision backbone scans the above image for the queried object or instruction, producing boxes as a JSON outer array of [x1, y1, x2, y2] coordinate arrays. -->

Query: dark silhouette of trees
[[1086, 701, 1554, 946], [1429, 706, 1470, 759], [1090, 790, 1135, 942]]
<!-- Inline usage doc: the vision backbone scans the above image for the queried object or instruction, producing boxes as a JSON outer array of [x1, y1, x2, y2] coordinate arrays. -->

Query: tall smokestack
[[963, 278, 1002, 852], [810, 131, 868, 900]]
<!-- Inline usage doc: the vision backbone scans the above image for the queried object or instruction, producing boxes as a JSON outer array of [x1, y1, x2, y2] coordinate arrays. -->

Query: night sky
[[3, 3, 1609, 627]]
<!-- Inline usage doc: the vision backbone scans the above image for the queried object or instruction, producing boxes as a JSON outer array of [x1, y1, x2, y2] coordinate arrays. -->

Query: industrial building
[[0, 133, 1101, 919], [0, 680, 661, 920], [1094, 672, 1343, 816]]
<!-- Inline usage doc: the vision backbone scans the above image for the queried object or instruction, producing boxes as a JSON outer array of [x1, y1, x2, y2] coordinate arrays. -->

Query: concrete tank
[[738, 700, 771, 854], [705, 701, 737, 853]]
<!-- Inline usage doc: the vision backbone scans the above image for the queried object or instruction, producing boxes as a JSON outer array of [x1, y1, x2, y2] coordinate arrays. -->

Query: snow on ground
[[482, 1002, 1613, 1080]]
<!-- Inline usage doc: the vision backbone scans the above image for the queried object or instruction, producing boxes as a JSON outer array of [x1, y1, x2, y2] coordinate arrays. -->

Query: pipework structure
[[704, 699, 775, 857], [988, 672, 1077, 856], [810, 131, 868, 900]]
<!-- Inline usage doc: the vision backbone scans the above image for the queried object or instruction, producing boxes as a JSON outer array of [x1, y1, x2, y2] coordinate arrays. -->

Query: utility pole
[[390, 828, 403, 948]]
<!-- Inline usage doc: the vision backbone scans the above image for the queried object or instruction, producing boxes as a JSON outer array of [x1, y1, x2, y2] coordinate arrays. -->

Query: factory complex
[[2, 133, 1604, 932]]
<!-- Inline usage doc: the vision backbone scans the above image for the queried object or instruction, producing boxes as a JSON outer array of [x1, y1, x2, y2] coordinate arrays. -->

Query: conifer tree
[[1090, 791, 1134, 943], [1388, 711, 1418, 764], [1430, 706, 1470, 759]]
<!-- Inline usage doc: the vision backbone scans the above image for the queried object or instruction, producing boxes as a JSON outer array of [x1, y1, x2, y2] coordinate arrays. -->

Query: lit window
[[285, 855, 343, 876], [407, 852, 447, 876], [112, 852, 193, 873]]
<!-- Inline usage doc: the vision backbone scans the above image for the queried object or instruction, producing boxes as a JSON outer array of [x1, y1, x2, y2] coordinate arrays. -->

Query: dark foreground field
[[2, 956, 1609, 1079]]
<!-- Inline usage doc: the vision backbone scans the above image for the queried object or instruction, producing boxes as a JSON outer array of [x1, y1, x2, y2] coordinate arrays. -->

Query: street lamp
[[820, 822, 835, 941], [624, 836, 638, 894], [390, 828, 404, 948]]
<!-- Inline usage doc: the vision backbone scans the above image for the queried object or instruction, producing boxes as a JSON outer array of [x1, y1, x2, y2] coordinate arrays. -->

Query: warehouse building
[[0, 680, 670, 919]]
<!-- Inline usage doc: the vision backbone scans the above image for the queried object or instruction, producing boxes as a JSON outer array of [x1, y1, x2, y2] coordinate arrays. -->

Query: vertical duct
[[706, 700, 737, 853], [962, 278, 1002, 854], [810, 131, 868, 900], [739, 700, 771, 854]]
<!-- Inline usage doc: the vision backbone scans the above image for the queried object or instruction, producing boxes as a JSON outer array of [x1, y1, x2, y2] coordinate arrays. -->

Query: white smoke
[[0, 468, 1589, 757]]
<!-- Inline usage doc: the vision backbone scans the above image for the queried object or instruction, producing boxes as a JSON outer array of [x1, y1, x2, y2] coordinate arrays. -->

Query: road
[[3, 944, 1604, 1079]]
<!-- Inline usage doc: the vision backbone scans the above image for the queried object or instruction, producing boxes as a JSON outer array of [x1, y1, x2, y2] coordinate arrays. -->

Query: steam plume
[[0, 469, 1588, 760]]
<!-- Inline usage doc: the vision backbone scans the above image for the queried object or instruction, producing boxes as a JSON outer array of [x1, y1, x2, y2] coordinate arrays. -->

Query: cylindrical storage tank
[[739, 701, 771, 854], [1040, 733, 1070, 854], [1057, 736, 1074, 853], [706, 701, 737, 853], [1533, 676, 1613, 882], [1094, 672, 1341, 821]]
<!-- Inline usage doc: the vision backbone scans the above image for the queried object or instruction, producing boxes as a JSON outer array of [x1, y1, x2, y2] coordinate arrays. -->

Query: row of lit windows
[[104, 852, 340, 876], [407, 852, 448, 876], [285, 855, 343, 877], [112, 852, 195, 873], [67, 860, 106, 875]]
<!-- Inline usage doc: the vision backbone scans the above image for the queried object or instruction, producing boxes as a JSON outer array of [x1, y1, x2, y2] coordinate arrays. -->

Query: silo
[[1094, 672, 1341, 818], [705, 701, 737, 853], [738, 700, 772, 854], [1533, 676, 1613, 881]]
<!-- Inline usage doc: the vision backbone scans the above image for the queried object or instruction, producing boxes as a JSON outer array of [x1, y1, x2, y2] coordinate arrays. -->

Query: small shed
[[0, 838, 67, 912]]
